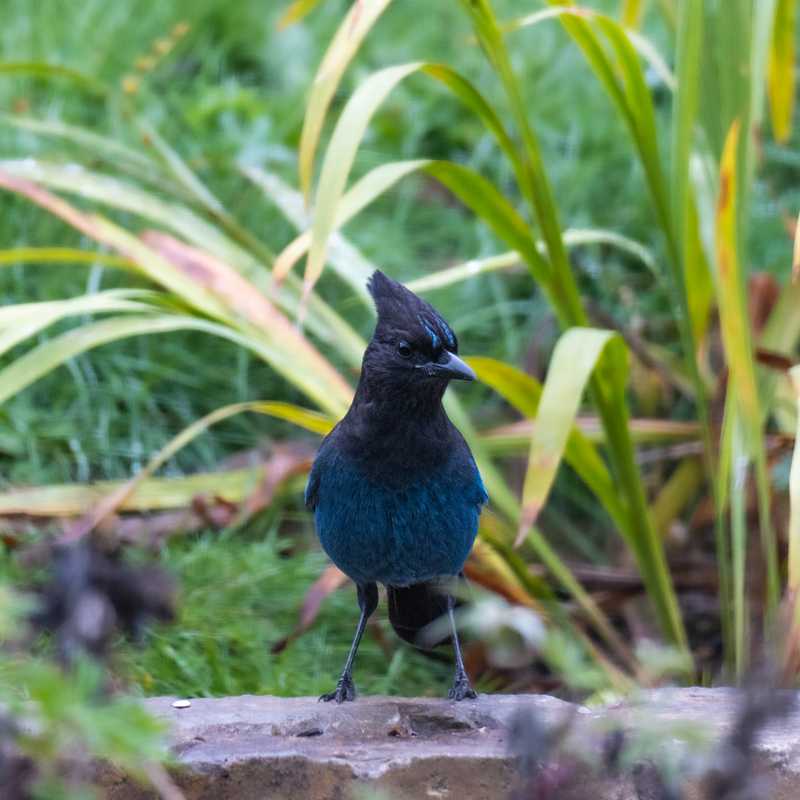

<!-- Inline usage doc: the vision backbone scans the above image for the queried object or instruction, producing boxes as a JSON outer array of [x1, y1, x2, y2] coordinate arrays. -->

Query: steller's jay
[[305, 270, 488, 702]]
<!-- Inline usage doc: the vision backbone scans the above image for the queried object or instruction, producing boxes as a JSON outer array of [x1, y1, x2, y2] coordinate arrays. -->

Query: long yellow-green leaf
[[0, 290, 157, 357], [308, 63, 552, 298], [273, 159, 428, 286], [0, 172, 355, 416], [469, 356, 626, 534], [0, 247, 137, 273], [244, 164, 377, 300], [517, 329, 626, 544], [508, 328, 684, 648], [0, 314, 240, 406], [0, 61, 107, 95], [716, 121, 780, 613], [298, 0, 393, 199], [304, 58, 554, 302], [0, 160, 364, 363], [0, 171, 238, 324], [464, 0, 687, 649], [767, 0, 797, 143], [113, 227, 354, 416], [539, 1, 713, 524], [0, 160, 248, 271], [305, 62, 422, 299], [0, 469, 267, 516], [63, 400, 332, 542]]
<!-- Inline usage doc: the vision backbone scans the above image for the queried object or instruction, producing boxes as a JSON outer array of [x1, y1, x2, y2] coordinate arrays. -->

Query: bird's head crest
[[367, 270, 458, 354]]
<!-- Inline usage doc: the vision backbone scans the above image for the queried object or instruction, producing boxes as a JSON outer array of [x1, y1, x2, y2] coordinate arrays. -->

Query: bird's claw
[[319, 674, 356, 704], [448, 675, 477, 701]]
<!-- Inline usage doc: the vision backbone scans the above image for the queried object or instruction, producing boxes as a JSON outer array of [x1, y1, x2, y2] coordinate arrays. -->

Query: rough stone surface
[[97, 689, 800, 799]]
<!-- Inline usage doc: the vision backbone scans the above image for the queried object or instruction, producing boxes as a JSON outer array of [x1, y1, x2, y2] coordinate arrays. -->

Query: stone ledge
[[98, 689, 800, 799]]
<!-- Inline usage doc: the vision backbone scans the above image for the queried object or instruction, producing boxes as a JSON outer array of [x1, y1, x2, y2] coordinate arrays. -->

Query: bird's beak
[[431, 351, 476, 382]]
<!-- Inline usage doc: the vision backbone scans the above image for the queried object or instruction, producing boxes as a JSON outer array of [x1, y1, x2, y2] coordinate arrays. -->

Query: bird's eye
[[397, 342, 413, 359]]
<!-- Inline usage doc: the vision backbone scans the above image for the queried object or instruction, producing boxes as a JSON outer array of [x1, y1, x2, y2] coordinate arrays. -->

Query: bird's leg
[[319, 582, 378, 704], [447, 577, 477, 701]]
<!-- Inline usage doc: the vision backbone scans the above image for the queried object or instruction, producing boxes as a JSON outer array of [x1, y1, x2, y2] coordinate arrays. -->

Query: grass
[[122, 528, 451, 698], [0, 0, 679, 488], [0, 0, 657, 695], [2, 0, 800, 698]]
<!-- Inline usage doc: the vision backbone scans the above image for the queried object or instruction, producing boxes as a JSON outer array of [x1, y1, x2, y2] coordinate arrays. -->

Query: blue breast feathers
[[307, 448, 487, 587]]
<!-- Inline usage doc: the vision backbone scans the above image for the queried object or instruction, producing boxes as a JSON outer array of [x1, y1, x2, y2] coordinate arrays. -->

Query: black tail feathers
[[387, 581, 453, 649]]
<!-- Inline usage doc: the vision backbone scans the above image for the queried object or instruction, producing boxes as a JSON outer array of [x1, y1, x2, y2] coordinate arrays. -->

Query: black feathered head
[[368, 270, 459, 355], [359, 271, 474, 395]]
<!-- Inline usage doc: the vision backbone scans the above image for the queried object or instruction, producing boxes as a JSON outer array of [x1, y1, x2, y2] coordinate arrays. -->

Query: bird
[[305, 269, 488, 703]]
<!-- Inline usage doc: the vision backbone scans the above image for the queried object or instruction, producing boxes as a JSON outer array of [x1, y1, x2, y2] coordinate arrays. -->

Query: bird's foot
[[448, 673, 477, 701], [319, 673, 356, 704]]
